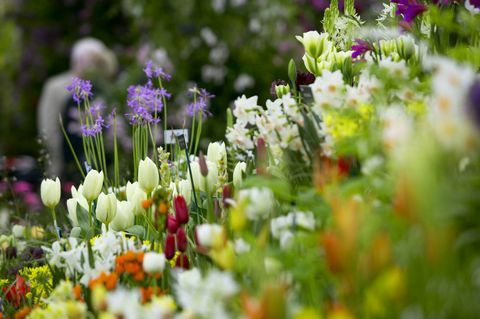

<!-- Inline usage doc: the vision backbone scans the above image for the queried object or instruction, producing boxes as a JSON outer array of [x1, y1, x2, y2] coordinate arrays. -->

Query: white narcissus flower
[[96, 193, 117, 225], [138, 157, 159, 193], [232, 95, 260, 125], [207, 142, 227, 164], [82, 170, 104, 202], [296, 31, 331, 59], [41, 177, 61, 209], [110, 201, 134, 231], [66, 197, 89, 227], [143, 252, 166, 274], [233, 162, 247, 188]]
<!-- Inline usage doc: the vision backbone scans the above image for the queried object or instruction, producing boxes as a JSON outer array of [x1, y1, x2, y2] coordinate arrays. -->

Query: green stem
[[51, 208, 60, 239], [194, 111, 203, 155]]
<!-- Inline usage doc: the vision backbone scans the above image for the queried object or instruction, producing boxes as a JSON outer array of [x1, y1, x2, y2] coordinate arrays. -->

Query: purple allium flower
[[66, 77, 93, 104], [81, 102, 112, 136], [186, 87, 214, 119], [391, 0, 428, 24], [351, 39, 373, 59], [144, 60, 172, 81], [468, 79, 480, 129], [125, 82, 164, 125]]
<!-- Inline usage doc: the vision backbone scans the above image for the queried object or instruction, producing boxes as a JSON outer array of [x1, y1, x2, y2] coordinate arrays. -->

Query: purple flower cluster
[[126, 82, 169, 125], [81, 102, 113, 137], [391, 0, 427, 25], [351, 39, 373, 59], [66, 77, 93, 104], [144, 60, 172, 81], [186, 87, 214, 119]]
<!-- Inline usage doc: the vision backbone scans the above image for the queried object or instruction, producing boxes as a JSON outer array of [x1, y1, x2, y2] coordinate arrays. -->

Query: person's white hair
[[71, 37, 117, 77]]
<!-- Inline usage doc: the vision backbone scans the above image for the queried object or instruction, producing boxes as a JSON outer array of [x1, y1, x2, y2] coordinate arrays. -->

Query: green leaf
[[288, 59, 297, 84], [76, 204, 91, 238], [126, 225, 146, 239]]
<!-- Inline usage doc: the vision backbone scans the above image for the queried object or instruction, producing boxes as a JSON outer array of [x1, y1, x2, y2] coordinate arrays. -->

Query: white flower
[[207, 141, 227, 165], [466, 0, 480, 14], [138, 157, 159, 193], [190, 160, 218, 193], [110, 201, 134, 231], [96, 193, 117, 225], [310, 70, 345, 108], [233, 162, 247, 189], [196, 224, 224, 249], [296, 31, 331, 59], [126, 181, 139, 202], [40, 177, 61, 209], [379, 58, 409, 79], [233, 95, 260, 125], [66, 197, 88, 227], [130, 187, 147, 216], [178, 179, 193, 205], [107, 288, 142, 319], [143, 252, 166, 274], [82, 170, 104, 202], [12, 225, 25, 238], [238, 187, 274, 220], [226, 122, 254, 150]]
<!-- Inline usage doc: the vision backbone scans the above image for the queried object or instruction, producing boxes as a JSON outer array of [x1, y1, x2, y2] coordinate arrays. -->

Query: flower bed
[[1, 1, 480, 318]]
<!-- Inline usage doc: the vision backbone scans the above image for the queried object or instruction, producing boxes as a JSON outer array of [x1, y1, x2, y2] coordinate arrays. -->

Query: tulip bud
[[275, 84, 291, 99], [233, 162, 247, 189], [130, 188, 147, 216], [82, 170, 104, 202], [66, 197, 88, 227], [296, 31, 330, 59], [256, 138, 267, 175], [110, 201, 134, 231], [165, 234, 176, 260], [166, 215, 179, 234], [178, 179, 192, 204], [302, 54, 320, 76], [176, 227, 188, 252], [143, 252, 166, 274], [126, 181, 139, 202], [222, 185, 232, 208], [199, 152, 209, 177], [41, 177, 61, 208], [175, 253, 189, 269], [96, 193, 117, 225], [207, 142, 227, 165], [174, 195, 189, 224], [138, 157, 159, 193]]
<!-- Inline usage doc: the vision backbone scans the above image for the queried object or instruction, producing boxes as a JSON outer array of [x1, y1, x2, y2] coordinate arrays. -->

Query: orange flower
[[89, 272, 117, 291], [158, 201, 169, 215], [142, 199, 154, 209], [14, 307, 32, 319], [115, 251, 148, 284], [73, 284, 83, 301], [140, 286, 163, 304]]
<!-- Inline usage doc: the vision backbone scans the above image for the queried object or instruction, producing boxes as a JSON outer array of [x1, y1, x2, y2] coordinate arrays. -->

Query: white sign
[[164, 129, 189, 145]]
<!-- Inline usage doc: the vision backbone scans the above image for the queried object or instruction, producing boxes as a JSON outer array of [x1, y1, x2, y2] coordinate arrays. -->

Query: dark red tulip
[[165, 234, 176, 260], [166, 214, 180, 234], [222, 185, 232, 208], [175, 253, 190, 269], [174, 195, 189, 224], [199, 152, 209, 177], [176, 227, 188, 252]]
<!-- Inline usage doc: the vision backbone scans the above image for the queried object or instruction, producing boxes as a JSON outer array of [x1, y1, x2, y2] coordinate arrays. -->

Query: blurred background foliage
[[0, 0, 380, 158]]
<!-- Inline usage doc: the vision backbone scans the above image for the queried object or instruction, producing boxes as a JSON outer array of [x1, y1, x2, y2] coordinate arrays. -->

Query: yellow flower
[[19, 265, 52, 303]]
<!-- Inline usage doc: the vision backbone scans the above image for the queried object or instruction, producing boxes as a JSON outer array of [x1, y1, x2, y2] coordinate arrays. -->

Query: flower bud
[[165, 233, 176, 260], [199, 152, 209, 177], [143, 252, 166, 274], [41, 177, 61, 209], [275, 84, 291, 99], [178, 179, 192, 204], [222, 185, 232, 208], [138, 157, 159, 193], [166, 214, 179, 234], [110, 201, 134, 231], [66, 197, 88, 227], [174, 195, 189, 224], [233, 162, 247, 188], [206, 142, 227, 165], [82, 170, 104, 202], [176, 227, 188, 252], [302, 54, 320, 76], [96, 193, 117, 225], [175, 253, 189, 269], [130, 188, 147, 216], [126, 181, 139, 202]]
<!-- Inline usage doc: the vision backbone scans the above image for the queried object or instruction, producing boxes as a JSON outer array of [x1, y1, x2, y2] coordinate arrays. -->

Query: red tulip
[[166, 214, 180, 234], [165, 234, 176, 260], [222, 185, 232, 208], [175, 253, 190, 269], [3, 275, 29, 307], [174, 195, 189, 224], [176, 227, 188, 252]]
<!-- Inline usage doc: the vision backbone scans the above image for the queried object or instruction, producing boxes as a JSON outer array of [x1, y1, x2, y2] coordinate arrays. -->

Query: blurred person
[[37, 38, 117, 179]]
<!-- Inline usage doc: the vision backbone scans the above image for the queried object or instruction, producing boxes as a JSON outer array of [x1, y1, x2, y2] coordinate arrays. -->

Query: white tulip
[[296, 31, 331, 59], [126, 181, 139, 202], [233, 162, 247, 188], [110, 201, 134, 231], [82, 170, 104, 202], [138, 157, 159, 193], [190, 161, 218, 193], [66, 197, 89, 227], [96, 193, 117, 225], [207, 142, 227, 164], [143, 252, 166, 274], [40, 177, 61, 209], [178, 179, 192, 204], [130, 188, 147, 215], [71, 184, 84, 199]]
